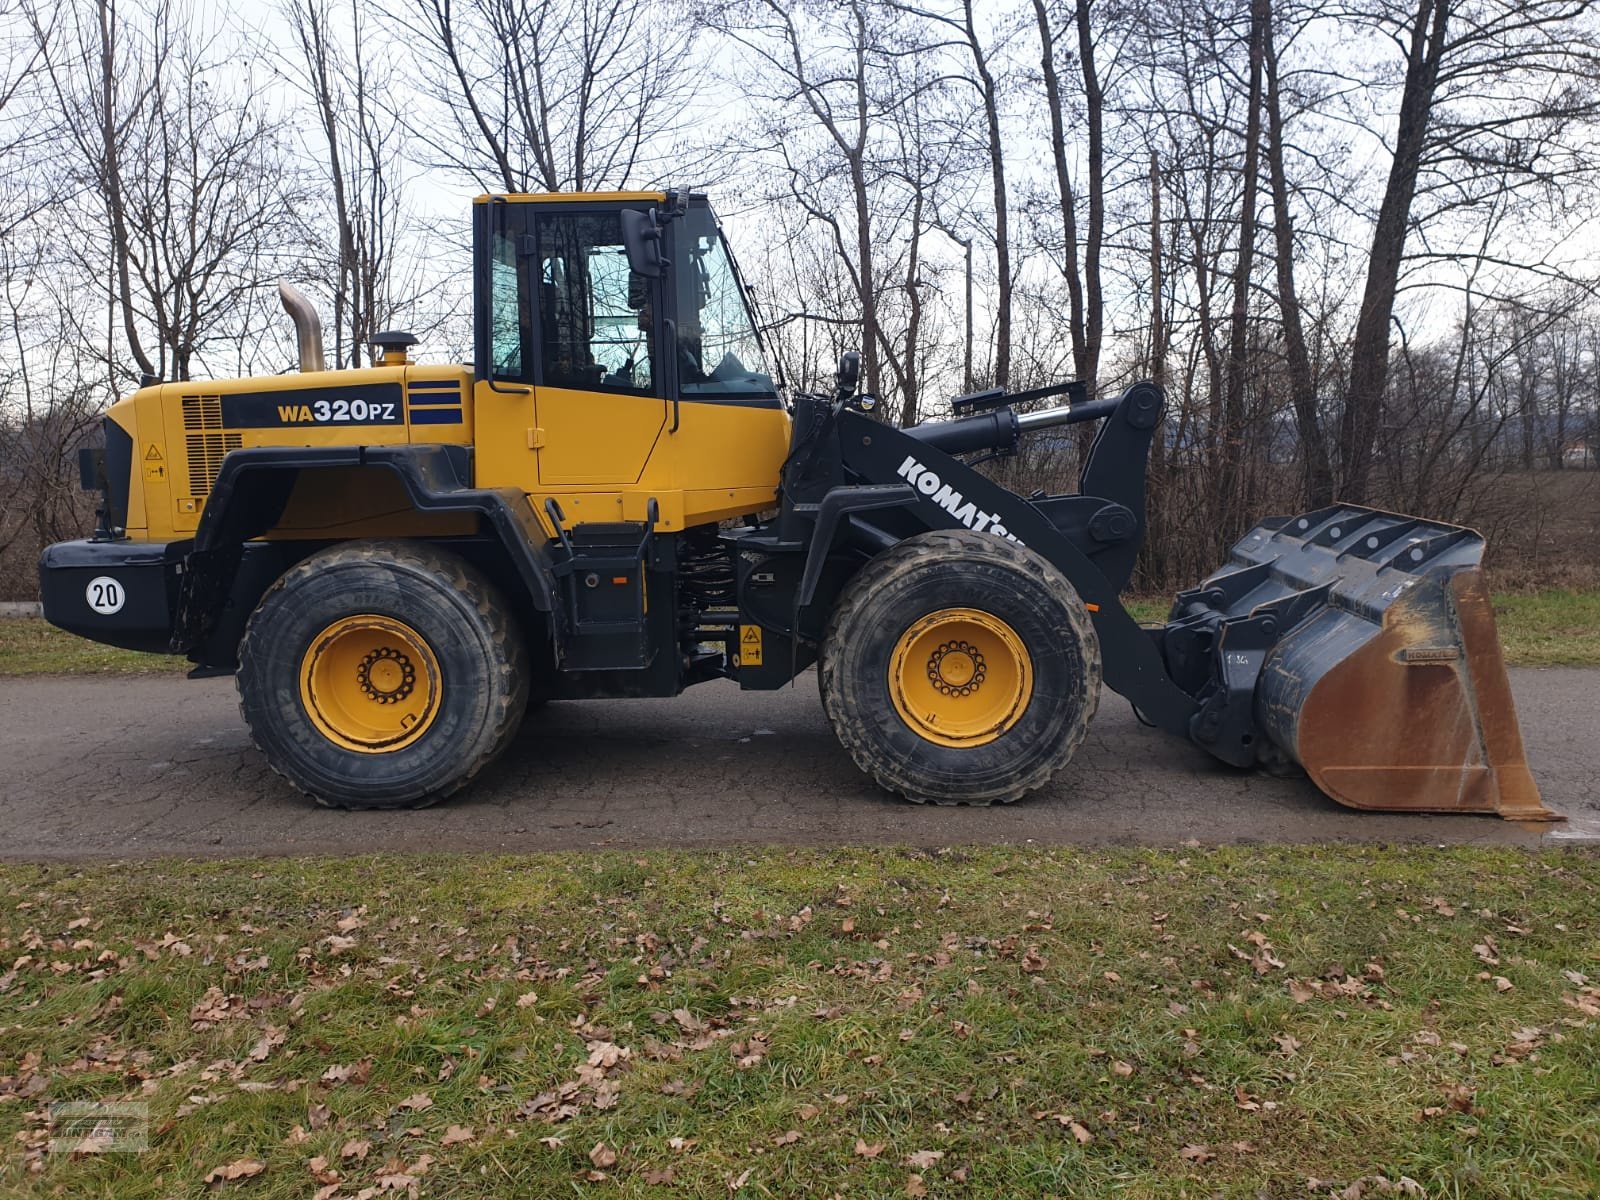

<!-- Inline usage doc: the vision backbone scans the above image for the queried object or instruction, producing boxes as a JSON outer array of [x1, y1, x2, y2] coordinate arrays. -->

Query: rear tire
[[819, 530, 1100, 805], [237, 540, 528, 809]]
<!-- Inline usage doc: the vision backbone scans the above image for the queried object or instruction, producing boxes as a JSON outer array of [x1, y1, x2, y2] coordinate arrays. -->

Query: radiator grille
[[180, 395, 240, 495]]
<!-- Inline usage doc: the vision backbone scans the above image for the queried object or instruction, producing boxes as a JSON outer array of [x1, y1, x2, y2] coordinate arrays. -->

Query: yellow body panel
[[112, 361, 790, 544], [113, 366, 476, 541], [473, 378, 791, 535]]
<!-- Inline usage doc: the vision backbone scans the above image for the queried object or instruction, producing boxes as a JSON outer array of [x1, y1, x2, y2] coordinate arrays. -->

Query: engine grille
[[181, 395, 241, 496]]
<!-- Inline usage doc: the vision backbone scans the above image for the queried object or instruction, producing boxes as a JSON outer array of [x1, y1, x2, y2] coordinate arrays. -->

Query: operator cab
[[471, 192, 780, 408]]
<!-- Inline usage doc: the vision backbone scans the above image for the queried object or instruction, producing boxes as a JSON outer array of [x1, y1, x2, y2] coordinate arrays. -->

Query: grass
[[1, 586, 1595, 678], [1489, 590, 1600, 667], [0, 619, 185, 677], [2, 846, 1598, 1198]]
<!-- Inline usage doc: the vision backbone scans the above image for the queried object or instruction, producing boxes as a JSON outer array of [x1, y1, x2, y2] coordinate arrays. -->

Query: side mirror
[[621, 208, 665, 279], [834, 350, 861, 401]]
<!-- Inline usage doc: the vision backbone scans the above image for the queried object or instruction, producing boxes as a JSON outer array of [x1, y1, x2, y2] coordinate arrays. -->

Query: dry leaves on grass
[[854, 1139, 886, 1158], [589, 1142, 619, 1168], [321, 1060, 373, 1087], [441, 1125, 475, 1146], [204, 1158, 265, 1185], [905, 1149, 944, 1169], [307, 1156, 340, 1185]]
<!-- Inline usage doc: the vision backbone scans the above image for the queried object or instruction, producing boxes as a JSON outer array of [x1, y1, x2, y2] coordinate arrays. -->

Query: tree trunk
[[1033, 0, 1086, 381], [1074, 0, 1104, 394], [1220, 0, 1267, 530], [1340, 0, 1451, 502], [1262, 1, 1334, 505]]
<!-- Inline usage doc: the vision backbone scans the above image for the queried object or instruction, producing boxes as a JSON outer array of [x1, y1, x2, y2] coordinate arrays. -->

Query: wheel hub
[[927, 641, 987, 696], [358, 646, 417, 704]]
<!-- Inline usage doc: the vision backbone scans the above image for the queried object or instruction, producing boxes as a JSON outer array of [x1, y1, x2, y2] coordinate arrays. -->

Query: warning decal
[[144, 444, 163, 460], [739, 624, 764, 667], [143, 443, 166, 483]]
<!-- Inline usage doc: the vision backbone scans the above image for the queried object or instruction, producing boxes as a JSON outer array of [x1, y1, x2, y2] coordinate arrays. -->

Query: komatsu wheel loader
[[40, 190, 1553, 818]]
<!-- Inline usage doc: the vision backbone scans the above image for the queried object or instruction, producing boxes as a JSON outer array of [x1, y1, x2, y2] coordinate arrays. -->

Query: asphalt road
[[2, 668, 1597, 861]]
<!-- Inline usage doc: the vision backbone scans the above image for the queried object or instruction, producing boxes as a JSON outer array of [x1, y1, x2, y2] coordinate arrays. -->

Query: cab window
[[672, 206, 778, 402], [535, 212, 654, 393]]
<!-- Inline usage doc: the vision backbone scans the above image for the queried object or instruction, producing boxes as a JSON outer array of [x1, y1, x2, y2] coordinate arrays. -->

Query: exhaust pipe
[[278, 281, 325, 372]]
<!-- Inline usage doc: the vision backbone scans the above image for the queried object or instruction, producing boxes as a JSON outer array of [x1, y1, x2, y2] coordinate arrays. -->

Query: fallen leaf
[[1493, 976, 1514, 992], [590, 1142, 618, 1168], [247, 1028, 284, 1062], [516, 991, 539, 1008], [396, 1093, 433, 1112], [855, 1139, 886, 1159], [1111, 1060, 1134, 1077], [1274, 1033, 1302, 1056], [905, 1149, 944, 1169], [797, 1103, 822, 1121], [772, 1130, 802, 1146], [728, 1166, 753, 1190], [320, 1061, 371, 1087], [441, 1125, 475, 1146], [307, 1155, 338, 1185], [905, 1175, 928, 1197], [644, 1166, 676, 1184], [204, 1158, 265, 1185], [1179, 1143, 1214, 1164], [1069, 1121, 1093, 1145], [341, 1138, 371, 1161], [538, 1136, 564, 1148]]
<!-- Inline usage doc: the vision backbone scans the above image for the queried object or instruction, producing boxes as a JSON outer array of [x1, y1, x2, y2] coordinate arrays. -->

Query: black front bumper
[[38, 539, 190, 654]]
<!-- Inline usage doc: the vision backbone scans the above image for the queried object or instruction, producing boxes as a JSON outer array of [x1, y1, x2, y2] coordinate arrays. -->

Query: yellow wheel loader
[[40, 190, 1553, 819]]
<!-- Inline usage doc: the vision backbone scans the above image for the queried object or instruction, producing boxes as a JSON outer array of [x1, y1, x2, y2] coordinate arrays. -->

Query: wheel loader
[[40, 189, 1553, 819]]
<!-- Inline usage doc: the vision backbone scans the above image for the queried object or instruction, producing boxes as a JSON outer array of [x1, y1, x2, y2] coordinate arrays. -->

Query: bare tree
[[40, 0, 307, 383], [1338, 0, 1600, 502], [403, 0, 703, 194], [284, 0, 420, 368], [1033, 0, 1105, 394]]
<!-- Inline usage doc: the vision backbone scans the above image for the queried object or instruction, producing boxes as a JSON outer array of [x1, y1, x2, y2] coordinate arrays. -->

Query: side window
[[489, 231, 526, 379], [536, 213, 654, 394]]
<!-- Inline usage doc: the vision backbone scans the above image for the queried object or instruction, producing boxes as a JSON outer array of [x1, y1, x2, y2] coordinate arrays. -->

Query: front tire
[[819, 530, 1101, 805], [237, 541, 528, 809]]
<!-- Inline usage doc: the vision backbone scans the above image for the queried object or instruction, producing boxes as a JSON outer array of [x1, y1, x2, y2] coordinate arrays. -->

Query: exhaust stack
[[278, 281, 325, 372]]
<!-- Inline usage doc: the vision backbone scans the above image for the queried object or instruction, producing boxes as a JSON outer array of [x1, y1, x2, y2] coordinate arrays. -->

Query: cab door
[[528, 210, 667, 486]]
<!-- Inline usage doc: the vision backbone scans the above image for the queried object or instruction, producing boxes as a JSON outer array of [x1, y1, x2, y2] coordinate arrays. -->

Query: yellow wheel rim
[[888, 607, 1033, 748], [298, 614, 442, 753]]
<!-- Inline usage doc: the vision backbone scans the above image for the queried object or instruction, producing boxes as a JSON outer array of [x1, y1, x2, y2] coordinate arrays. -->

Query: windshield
[[673, 206, 778, 401]]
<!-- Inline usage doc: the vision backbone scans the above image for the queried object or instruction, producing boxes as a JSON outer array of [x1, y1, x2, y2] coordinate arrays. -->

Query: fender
[[178, 444, 559, 663]]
